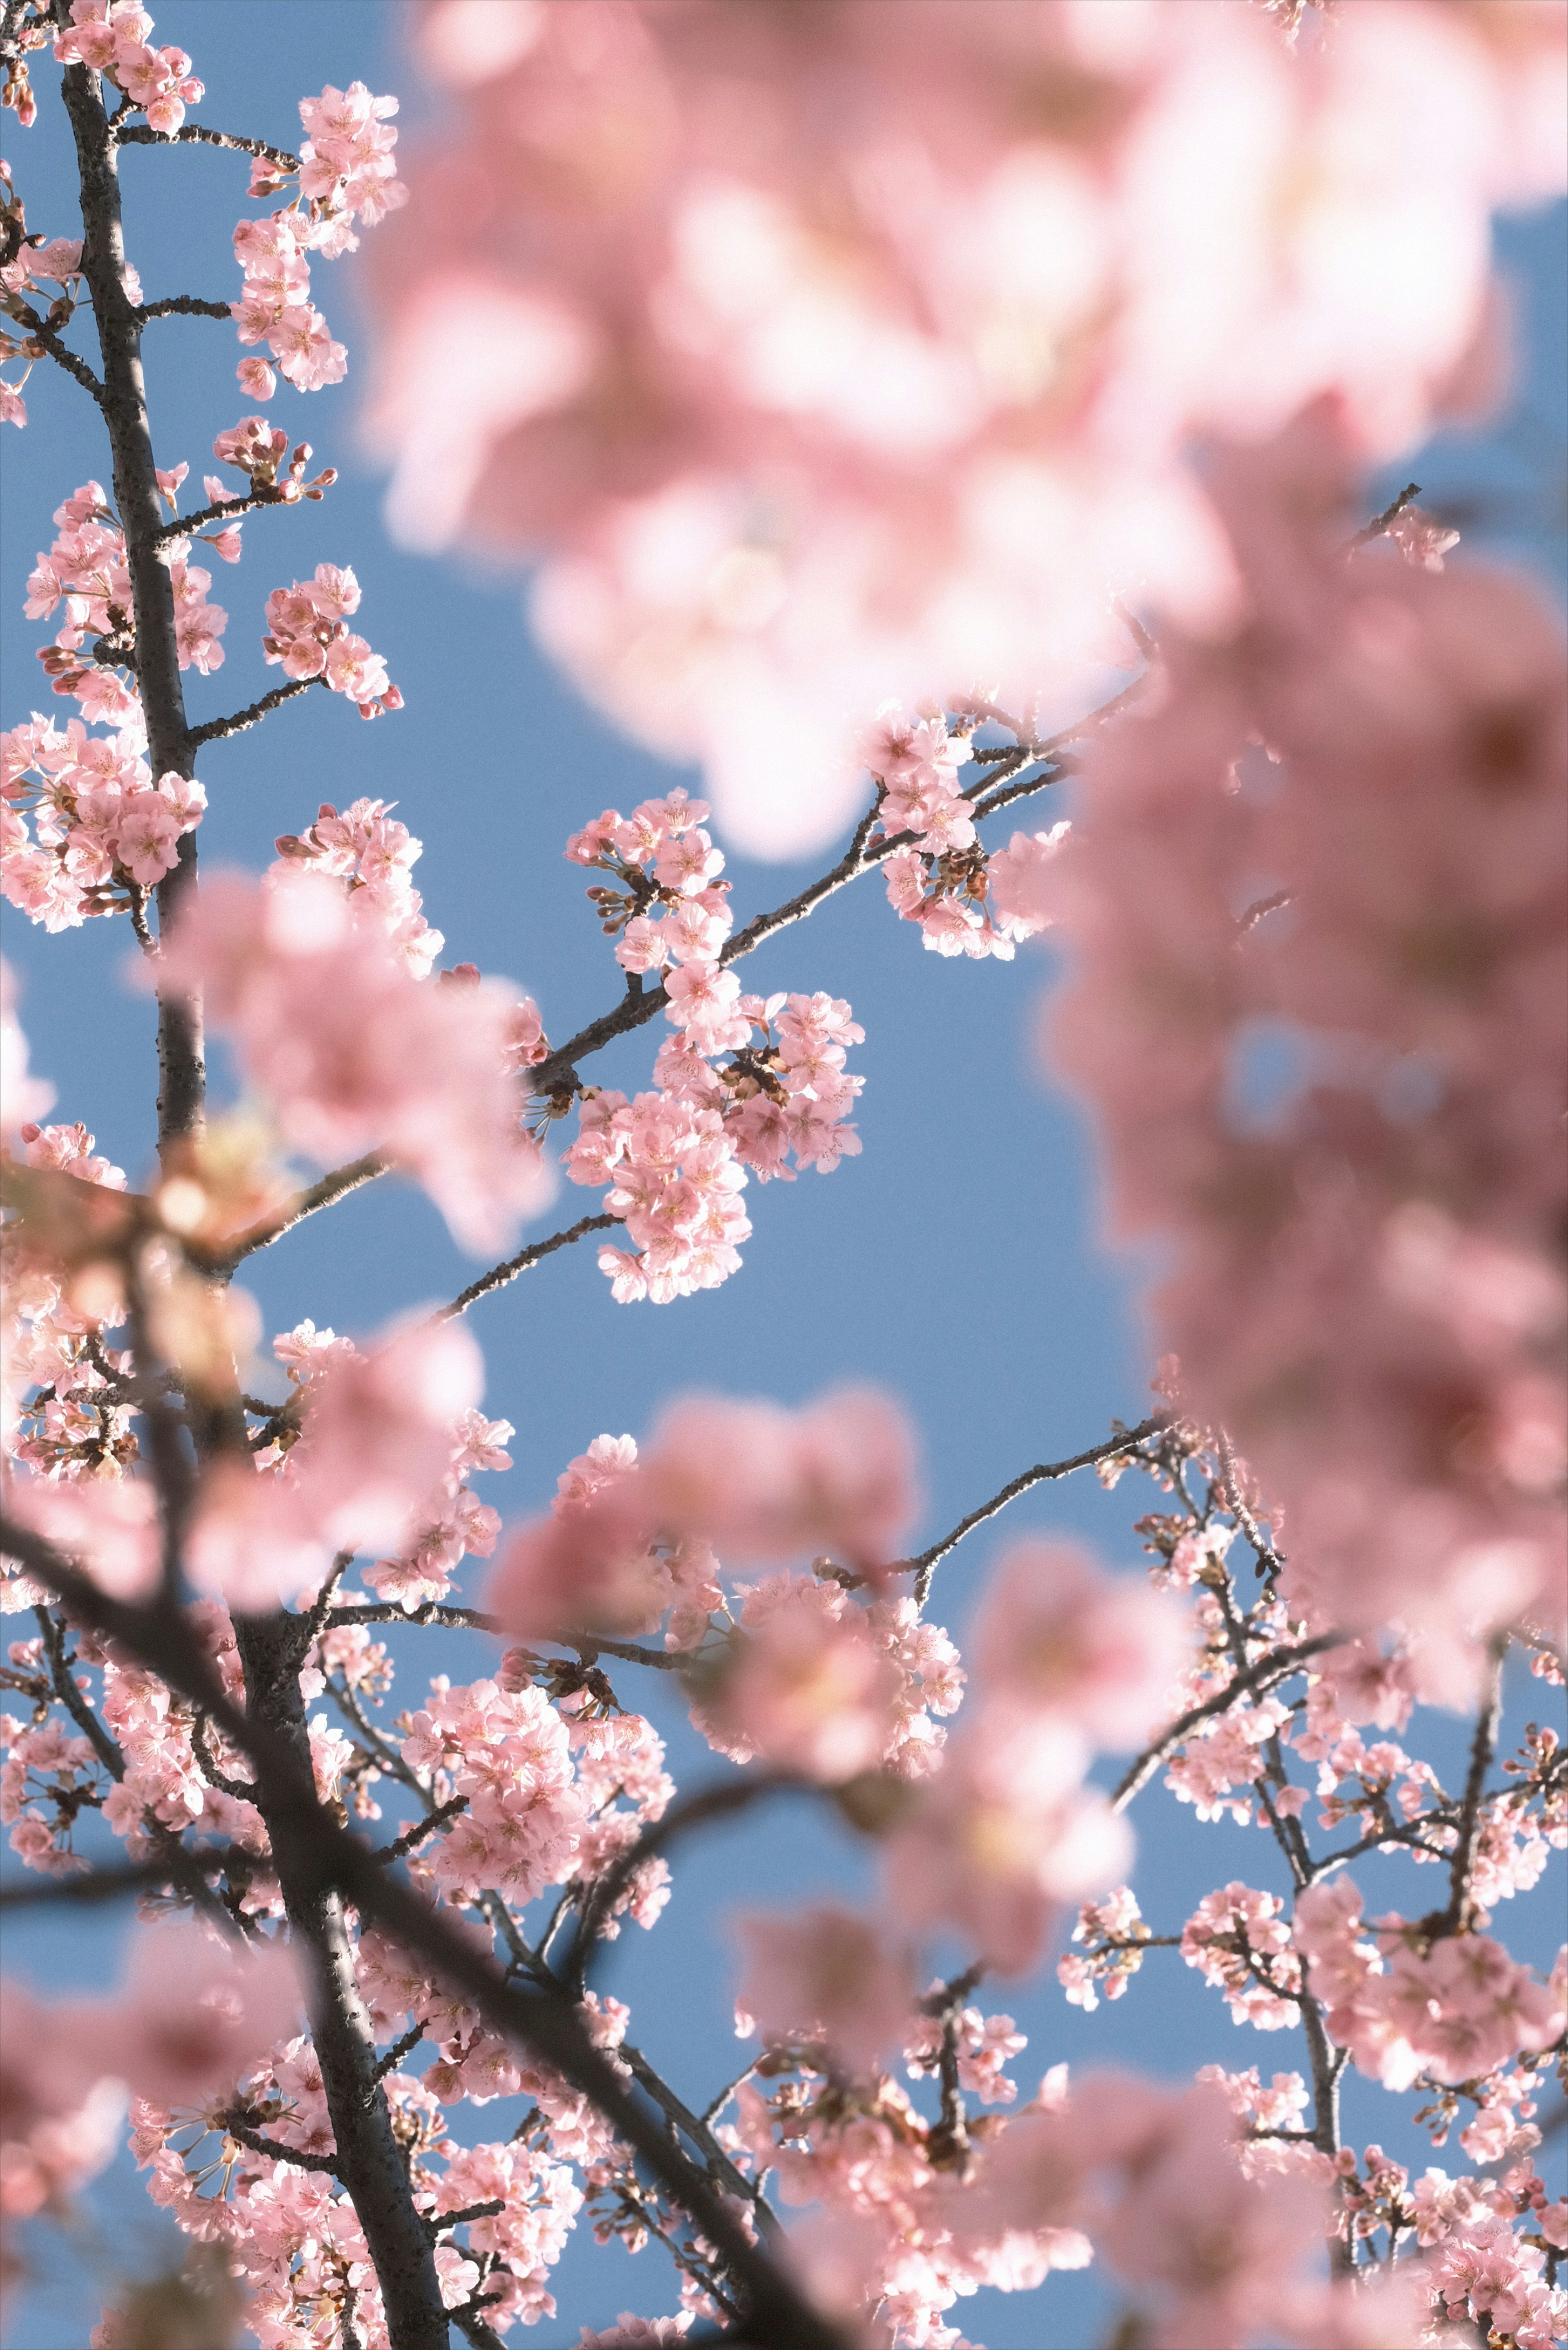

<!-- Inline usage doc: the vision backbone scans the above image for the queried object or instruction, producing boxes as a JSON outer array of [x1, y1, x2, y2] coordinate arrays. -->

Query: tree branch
[[134, 294, 232, 320], [214, 1152, 388, 1269], [116, 120, 300, 170], [563, 1771, 805, 1998], [1437, 1641, 1506, 1936], [906, 1416, 1169, 1605], [0, 1512, 846, 2350], [1110, 1634, 1343, 1813], [371, 1795, 468, 1866], [184, 673, 325, 749], [0, 1847, 240, 1910], [434, 1211, 619, 1320]]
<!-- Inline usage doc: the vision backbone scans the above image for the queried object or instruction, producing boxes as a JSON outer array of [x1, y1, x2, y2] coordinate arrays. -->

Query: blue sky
[[2, 8, 1564, 2345]]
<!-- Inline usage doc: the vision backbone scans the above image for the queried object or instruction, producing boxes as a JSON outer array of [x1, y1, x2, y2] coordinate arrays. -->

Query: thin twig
[[370, 2025, 425, 2085], [1437, 1640, 1506, 1936], [371, 1795, 468, 1865], [907, 1416, 1169, 1605], [0, 1848, 238, 1910], [563, 1772, 804, 1998], [185, 673, 324, 749], [435, 1212, 618, 1321], [223, 2116, 341, 2176], [1351, 480, 1422, 548], [117, 122, 300, 170], [4, 296, 107, 404], [153, 489, 276, 543], [215, 1153, 388, 1269]]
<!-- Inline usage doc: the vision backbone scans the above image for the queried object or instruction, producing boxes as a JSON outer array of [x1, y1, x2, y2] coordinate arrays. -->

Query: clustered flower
[[259, 563, 401, 717], [562, 789, 862, 1303], [272, 797, 443, 975], [863, 704, 1068, 960], [53, 1, 202, 136], [3, 712, 205, 928], [1049, 410, 1568, 1703], [227, 76, 404, 401]]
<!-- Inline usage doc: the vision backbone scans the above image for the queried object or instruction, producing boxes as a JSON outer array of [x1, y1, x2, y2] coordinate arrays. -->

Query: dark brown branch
[[153, 488, 277, 542], [1352, 480, 1422, 548], [4, 294, 107, 402], [323, 1602, 688, 1676], [0, 1848, 239, 1909], [185, 673, 325, 749], [1236, 889, 1292, 937], [223, 2116, 341, 2176], [371, 1795, 468, 1865], [35, 1601, 125, 1779], [116, 120, 300, 171], [906, 1416, 1169, 1605], [134, 294, 232, 320], [215, 1152, 389, 1269], [60, 53, 203, 1159], [435, 1211, 618, 1320], [371, 2024, 425, 2084], [1110, 1634, 1343, 1812], [1437, 1641, 1506, 1936]]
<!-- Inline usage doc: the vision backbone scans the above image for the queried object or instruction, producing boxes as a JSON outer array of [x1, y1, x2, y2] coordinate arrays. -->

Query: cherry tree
[[1, 5, 1565, 2350]]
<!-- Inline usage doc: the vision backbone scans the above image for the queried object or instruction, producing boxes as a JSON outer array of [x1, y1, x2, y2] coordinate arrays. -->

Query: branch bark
[[231, 1609, 452, 2350], [58, 54, 203, 1161]]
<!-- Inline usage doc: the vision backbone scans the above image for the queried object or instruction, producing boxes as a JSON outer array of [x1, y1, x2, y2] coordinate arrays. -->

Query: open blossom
[[150, 866, 554, 1252], [968, 1538, 1187, 1749], [272, 796, 444, 974], [261, 565, 400, 717], [733, 1906, 915, 2077], [561, 795, 861, 1299]]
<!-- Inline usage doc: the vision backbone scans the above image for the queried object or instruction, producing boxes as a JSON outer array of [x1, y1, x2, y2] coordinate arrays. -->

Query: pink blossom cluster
[[400, 1675, 587, 1909], [53, 2, 202, 136], [486, 1388, 918, 1642], [260, 563, 401, 716], [1057, 1884, 1152, 2013], [152, 866, 554, 1254], [1293, 1877, 1566, 2094], [562, 791, 862, 1300], [0, 207, 86, 424], [863, 705, 1069, 959], [24, 475, 225, 720], [365, 0, 1565, 855], [3, 712, 205, 927], [1180, 1881, 1302, 2031], [690, 1571, 963, 1786], [272, 796, 443, 974], [883, 1541, 1182, 1974], [209, 412, 336, 505], [1050, 409, 1568, 1700], [225, 81, 404, 401]]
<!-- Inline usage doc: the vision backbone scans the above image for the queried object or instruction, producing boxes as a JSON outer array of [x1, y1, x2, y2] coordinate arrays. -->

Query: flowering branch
[[906, 1415, 1169, 1604], [0, 1515, 848, 2350], [184, 671, 325, 749]]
